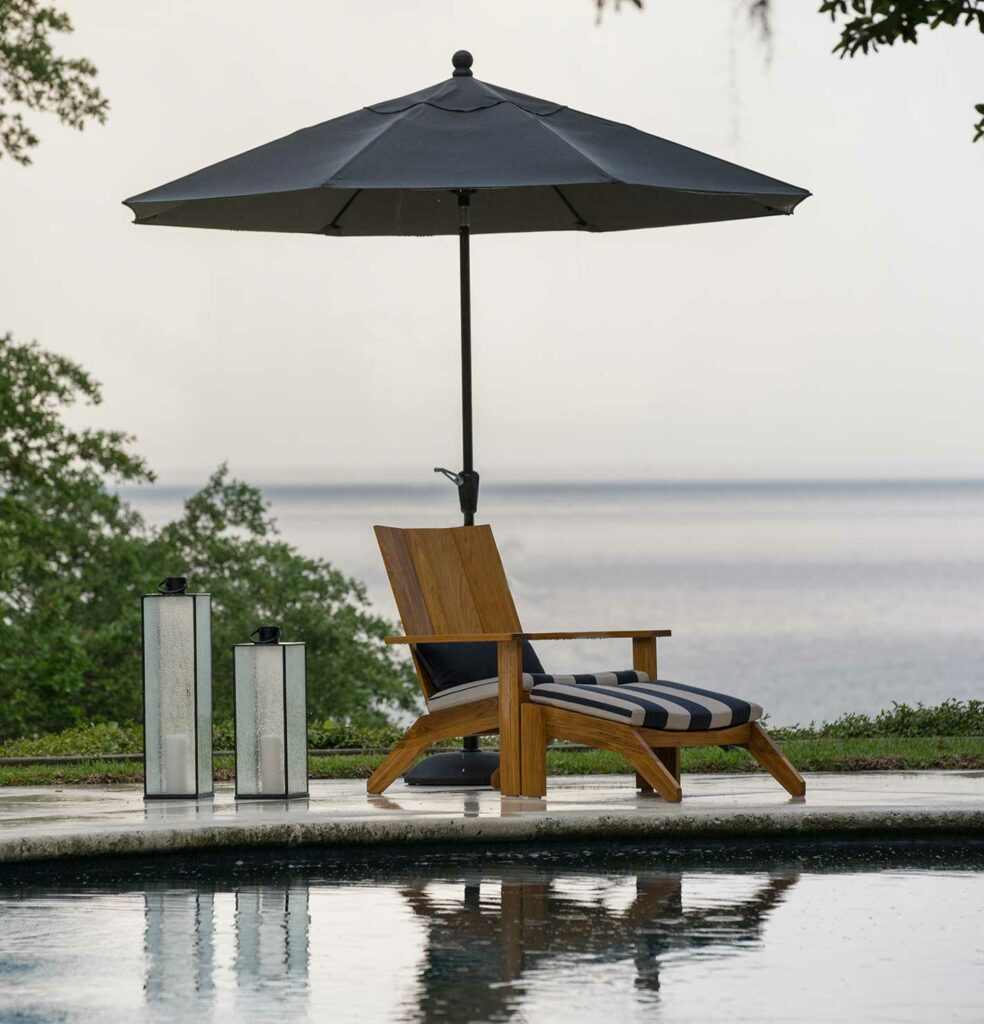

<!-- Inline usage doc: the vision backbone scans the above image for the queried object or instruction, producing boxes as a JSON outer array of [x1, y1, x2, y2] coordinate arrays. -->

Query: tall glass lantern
[[234, 626, 308, 799], [142, 577, 213, 799]]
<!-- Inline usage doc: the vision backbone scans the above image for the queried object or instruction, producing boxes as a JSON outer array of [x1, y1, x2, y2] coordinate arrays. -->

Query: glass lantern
[[233, 626, 308, 799], [142, 577, 213, 799]]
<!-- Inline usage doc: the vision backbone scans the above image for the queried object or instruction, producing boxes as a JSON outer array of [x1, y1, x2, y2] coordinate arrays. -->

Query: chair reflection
[[367, 793, 485, 818], [400, 868, 798, 1018]]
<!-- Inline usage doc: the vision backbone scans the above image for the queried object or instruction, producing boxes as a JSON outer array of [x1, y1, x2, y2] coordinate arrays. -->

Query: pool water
[[1, 846, 983, 1023]]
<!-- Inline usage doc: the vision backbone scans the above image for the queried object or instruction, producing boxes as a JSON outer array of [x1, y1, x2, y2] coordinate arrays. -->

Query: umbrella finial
[[452, 50, 473, 78]]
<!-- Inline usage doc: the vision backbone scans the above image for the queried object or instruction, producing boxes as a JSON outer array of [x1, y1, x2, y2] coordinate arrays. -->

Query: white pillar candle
[[163, 733, 193, 794], [259, 733, 285, 794]]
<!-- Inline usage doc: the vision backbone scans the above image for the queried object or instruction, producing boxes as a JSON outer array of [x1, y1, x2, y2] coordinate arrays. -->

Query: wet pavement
[[2, 772, 983, 864]]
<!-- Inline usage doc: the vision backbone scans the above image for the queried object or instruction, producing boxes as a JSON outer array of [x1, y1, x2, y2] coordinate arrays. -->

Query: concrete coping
[[2, 772, 984, 867]]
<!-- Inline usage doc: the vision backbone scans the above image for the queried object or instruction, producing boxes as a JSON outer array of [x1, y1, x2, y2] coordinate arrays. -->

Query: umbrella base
[[403, 749, 499, 787]]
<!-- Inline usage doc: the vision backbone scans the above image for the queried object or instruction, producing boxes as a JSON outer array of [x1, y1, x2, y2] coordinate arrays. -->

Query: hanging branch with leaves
[[596, 0, 983, 141], [0, 0, 108, 164], [820, 1, 984, 140]]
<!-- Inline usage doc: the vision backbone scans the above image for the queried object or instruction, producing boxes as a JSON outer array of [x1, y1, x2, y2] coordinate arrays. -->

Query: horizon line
[[117, 475, 984, 493]]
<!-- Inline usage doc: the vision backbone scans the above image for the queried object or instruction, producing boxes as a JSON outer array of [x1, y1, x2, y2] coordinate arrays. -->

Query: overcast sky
[[2, 1, 982, 485]]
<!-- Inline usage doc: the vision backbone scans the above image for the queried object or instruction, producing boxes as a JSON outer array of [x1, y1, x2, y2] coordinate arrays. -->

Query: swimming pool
[[1, 842, 981, 1023]]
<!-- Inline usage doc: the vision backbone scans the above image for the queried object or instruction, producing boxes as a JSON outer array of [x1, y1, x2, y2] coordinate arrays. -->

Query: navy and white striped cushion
[[426, 670, 650, 711], [530, 678, 762, 731], [528, 670, 649, 687]]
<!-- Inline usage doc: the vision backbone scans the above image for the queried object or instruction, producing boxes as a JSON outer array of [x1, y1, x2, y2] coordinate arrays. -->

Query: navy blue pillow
[[416, 640, 545, 692]]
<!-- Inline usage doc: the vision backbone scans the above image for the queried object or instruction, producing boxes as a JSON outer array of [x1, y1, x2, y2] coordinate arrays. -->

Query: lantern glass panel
[[194, 596, 213, 795], [284, 645, 308, 795], [235, 645, 286, 796], [143, 595, 196, 796], [234, 640, 307, 799], [142, 586, 212, 799]]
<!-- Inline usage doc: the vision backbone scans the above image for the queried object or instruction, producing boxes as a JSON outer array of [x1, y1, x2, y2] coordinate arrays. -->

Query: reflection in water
[[235, 885, 309, 1006], [5, 852, 982, 1023], [142, 881, 310, 1019], [144, 888, 215, 1005], [401, 870, 797, 1020], [137, 868, 787, 1021]]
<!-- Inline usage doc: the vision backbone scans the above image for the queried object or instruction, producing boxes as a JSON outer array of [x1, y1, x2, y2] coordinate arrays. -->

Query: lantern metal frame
[[232, 636, 308, 801]]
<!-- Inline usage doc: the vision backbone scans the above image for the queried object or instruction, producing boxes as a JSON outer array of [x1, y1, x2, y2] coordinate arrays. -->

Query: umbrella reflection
[[400, 868, 798, 1019]]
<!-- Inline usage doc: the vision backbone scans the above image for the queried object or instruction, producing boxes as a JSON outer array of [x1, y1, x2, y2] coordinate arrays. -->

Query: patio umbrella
[[124, 50, 809, 786], [124, 49, 809, 524]]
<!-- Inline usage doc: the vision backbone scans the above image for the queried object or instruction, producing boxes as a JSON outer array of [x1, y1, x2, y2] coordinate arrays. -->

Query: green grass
[[3, 736, 984, 787]]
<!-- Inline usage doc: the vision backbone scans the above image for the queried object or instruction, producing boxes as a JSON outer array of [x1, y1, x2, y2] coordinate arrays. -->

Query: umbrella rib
[[552, 186, 590, 229], [320, 189, 363, 232]]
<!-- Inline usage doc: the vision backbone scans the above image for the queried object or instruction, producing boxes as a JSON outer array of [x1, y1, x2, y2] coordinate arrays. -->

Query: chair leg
[[520, 704, 547, 798], [490, 767, 501, 791], [367, 725, 430, 795], [497, 641, 525, 797], [655, 746, 681, 784], [635, 772, 654, 793], [745, 722, 806, 798], [622, 730, 682, 803]]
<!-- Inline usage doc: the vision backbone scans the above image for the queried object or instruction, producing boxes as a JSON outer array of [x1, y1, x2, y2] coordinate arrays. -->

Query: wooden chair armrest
[[385, 630, 671, 644], [521, 630, 671, 641], [384, 632, 523, 645]]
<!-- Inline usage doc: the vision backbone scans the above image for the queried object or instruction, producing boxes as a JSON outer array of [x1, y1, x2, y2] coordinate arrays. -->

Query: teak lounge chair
[[370, 525, 805, 802]]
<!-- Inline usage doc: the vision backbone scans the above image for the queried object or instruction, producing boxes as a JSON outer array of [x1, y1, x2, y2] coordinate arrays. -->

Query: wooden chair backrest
[[374, 525, 523, 698]]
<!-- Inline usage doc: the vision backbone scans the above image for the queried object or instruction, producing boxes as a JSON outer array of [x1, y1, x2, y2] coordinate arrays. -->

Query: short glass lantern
[[142, 577, 213, 799], [234, 626, 308, 799]]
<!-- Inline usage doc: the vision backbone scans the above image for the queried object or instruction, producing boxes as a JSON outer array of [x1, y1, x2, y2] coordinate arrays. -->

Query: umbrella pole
[[434, 191, 480, 523], [459, 191, 475, 527], [459, 192, 482, 759], [406, 190, 496, 786]]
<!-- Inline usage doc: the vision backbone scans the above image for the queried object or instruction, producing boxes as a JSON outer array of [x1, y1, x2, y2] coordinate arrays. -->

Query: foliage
[[595, 0, 642, 20], [0, 333, 152, 735], [820, 0, 984, 54], [0, 334, 418, 738], [211, 718, 408, 753], [819, 1, 984, 139], [305, 718, 405, 749], [768, 699, 984, 740], [0, 718, 408, 758], [598, 1, 983, 140], [0, 720, 143, 757], [0, 0, 107, 164]]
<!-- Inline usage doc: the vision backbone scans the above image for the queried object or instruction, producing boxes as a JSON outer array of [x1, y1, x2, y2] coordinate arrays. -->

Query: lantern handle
[[250, 625, 282, 645], [157, 577, 188, 595]]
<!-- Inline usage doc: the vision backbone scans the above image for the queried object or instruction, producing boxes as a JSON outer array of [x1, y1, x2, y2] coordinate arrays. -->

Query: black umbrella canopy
[[124, 50, 809, 235], [123, 48, 811, 526]]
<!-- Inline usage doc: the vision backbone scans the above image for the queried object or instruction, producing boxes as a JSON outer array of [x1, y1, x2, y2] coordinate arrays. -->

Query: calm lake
[[127, 479, 984, 727]]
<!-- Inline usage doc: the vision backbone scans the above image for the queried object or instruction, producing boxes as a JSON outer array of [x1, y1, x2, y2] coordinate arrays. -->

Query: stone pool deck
[[2, 771, 983, 865]]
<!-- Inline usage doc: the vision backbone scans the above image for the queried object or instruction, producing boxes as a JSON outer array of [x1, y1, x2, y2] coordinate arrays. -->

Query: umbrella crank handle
[[433, 467, 480, 518]]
